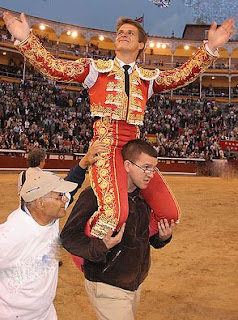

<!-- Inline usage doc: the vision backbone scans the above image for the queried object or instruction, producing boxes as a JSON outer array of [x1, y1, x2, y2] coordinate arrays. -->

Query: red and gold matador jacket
[[16, 33, 217, 125]]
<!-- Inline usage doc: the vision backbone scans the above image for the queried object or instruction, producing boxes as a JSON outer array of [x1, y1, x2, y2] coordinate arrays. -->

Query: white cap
[[20, 171, 77, 202]]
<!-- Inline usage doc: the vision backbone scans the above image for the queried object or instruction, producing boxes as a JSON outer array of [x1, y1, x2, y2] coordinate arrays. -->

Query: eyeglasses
[[129, 160, 158, 176], [43, 193, 67, 201], [55, 193, 67, 200]]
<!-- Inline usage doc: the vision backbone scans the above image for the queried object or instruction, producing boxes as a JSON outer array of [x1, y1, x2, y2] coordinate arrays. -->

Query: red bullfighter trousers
[[86, 117, 180, 238], [72, 117, 180, 270]]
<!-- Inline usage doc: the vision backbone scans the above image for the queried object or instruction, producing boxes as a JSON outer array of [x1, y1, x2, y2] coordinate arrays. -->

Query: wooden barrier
[[1, 149, 236, 175], [0, 150, 204, 174]]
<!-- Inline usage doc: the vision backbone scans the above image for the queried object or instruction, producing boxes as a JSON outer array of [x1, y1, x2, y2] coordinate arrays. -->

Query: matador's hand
[[3, 12, 30, 42], [208, 18, 235, 53]]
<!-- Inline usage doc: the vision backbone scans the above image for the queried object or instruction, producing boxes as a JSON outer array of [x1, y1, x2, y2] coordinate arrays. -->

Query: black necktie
[[123, 65, 130, 97]]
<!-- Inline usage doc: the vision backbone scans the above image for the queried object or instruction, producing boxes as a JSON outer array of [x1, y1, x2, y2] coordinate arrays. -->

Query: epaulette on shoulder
[[92, 59, 114, 73], [135, 66, 160, 80]]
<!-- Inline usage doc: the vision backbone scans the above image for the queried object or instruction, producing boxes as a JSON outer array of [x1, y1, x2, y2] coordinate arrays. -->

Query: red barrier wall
[[0, 154, 197, 173]]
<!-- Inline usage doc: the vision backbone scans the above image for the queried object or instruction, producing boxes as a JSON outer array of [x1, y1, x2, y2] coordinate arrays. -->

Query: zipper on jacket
[[102, 249, 122, 273]]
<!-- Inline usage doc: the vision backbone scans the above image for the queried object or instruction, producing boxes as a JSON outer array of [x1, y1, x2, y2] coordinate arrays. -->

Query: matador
[[5, 13, 230, 240]]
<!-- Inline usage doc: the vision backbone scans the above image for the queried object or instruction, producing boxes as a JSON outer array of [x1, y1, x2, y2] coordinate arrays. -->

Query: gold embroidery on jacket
[[155, 44, 217, 92], [106, 82, 124, 92], [91, 60, 148, 125], [127, 112, 144, 125], [105, 93, 124, 106], [131, 86, 143, 100], [127, 68, 145, 120], [93, 59, 114, 72], [130, 97, 143, 112], [91, 103, 123, 120], [17, 32, 90, 82], [131, 70, 141, 84], [108, 59, 123, 78], [136, 66, 160, 80]]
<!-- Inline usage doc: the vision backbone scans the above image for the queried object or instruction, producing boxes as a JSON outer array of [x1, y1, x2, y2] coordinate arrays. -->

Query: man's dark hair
[[116, 17, 148, 58], [121, 139, 157, 162], [27, 149, 46, 167]]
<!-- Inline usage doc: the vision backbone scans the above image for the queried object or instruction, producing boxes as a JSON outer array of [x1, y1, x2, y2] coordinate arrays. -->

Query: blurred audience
[[0, 80, 237, 159]]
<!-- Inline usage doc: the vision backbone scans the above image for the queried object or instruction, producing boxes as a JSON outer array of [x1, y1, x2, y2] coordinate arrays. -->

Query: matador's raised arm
[[153, 43, 217, 94], [16, 32, 91, 83]]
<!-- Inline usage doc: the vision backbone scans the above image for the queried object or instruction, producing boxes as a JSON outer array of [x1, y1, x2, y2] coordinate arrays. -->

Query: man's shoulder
[[135, 65, 160, 80], [2, 207, 24, 224], [68, 186, 98, 219], [80, 186, 95, 197], [0, 208, 30, 238], [25, 167, 42, 177], [92, 59, 114, 73], [75, 186, 97, 208]]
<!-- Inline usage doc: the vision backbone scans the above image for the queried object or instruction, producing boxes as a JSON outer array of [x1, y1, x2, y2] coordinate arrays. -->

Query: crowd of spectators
[[172, 83, 238, 99], [0, 80, 237, 160], [0, 24, 11, 42], [142, 95, 237, 159], [0, 81, 93, 154]]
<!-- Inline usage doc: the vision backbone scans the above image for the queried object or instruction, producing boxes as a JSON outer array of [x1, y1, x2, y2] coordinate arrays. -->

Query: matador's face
[[115, 23, 144, 56]]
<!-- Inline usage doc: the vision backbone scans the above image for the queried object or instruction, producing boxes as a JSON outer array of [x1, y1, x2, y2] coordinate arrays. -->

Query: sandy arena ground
[[0, 173, 237, 320]]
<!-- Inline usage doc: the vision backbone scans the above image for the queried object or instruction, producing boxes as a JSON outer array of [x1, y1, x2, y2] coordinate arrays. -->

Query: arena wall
[[0, 152, 205, 174], [1, 152, 237, 176]]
